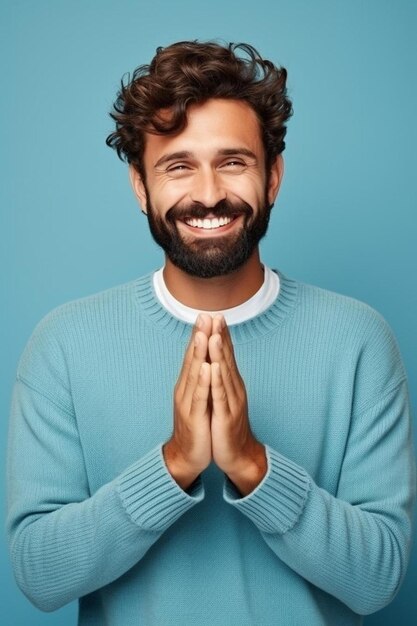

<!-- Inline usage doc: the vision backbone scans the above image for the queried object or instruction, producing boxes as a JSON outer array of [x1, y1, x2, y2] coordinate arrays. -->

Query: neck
[[163, 249, 264, 310]]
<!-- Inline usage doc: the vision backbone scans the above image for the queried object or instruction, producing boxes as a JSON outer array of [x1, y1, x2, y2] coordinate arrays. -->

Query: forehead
[[143, 99, 264, 167]]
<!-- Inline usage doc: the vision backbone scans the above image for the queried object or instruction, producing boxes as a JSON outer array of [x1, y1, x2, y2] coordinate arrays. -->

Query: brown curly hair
[[106, 40, 292, 179]]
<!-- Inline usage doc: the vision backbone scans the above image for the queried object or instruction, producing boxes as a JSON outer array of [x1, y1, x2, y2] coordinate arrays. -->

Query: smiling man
[[7, 41, 415, 626], [135, 98, 278, 288]]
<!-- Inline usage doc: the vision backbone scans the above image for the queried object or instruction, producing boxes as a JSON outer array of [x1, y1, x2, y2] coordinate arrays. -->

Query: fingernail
[[196, 314, 203, 328], [216, 335, 222, 348]]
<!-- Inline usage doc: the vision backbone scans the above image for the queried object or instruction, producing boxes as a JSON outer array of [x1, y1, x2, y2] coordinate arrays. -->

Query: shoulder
[[29, 273, 150, 333], [293, 278, 395, 340], [298, 278, 377, 315], [44, 276, 144, 323], [17, 274, 152, 381], [289, 276, 407, 401]]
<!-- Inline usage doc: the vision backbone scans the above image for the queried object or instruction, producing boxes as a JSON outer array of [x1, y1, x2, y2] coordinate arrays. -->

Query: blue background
[[1, 1, 416, 623]]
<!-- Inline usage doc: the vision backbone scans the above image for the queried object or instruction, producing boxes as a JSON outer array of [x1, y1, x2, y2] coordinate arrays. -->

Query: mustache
[[166, 199, 253, 223]]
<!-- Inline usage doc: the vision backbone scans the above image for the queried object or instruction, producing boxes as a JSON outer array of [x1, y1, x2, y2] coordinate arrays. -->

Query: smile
[[183, 216, 233, 230]]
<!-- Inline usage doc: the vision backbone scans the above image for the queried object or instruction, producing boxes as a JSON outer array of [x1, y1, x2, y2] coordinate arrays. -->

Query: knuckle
[[192, 382, 209, 403], [213, 387, 228, 404], [227, 357, 236, 371], [192, 389, 204, 404], [186, 370, 197, 387]]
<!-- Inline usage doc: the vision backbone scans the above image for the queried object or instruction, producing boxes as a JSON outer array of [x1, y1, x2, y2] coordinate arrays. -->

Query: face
[[130, 99, 283, 278]]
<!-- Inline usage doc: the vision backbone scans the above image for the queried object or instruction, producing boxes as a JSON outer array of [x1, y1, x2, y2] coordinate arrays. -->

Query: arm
[[210, 316, 415, 614], [6, 319, 204, 612], [225, 380, 415, 614]]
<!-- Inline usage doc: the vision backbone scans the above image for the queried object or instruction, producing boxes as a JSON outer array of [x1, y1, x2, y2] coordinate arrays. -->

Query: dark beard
[[145, 190, 272, 279]]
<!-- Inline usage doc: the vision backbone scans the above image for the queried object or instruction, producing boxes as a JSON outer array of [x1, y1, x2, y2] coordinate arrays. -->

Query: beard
[[145, 188, 272, 279]]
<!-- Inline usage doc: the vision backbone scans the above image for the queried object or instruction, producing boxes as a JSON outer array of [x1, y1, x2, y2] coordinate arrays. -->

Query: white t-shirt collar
[[152, 265, 280, 325]]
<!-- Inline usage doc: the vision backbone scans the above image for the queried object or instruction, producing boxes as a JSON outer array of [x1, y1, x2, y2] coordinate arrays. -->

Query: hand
[[163, 314, 213, 490], [209, 315, 267, 496]]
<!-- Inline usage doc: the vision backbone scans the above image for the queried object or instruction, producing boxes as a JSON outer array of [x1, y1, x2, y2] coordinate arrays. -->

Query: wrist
[[225, 443, 267, 496], [163, 440, 202, 491]]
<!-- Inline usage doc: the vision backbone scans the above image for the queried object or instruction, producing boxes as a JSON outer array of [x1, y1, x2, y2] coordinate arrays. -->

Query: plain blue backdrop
[[1, 1, 416, 624]]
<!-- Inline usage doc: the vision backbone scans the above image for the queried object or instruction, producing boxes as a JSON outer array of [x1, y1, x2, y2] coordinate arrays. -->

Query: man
[[7, 41, 415, 625]]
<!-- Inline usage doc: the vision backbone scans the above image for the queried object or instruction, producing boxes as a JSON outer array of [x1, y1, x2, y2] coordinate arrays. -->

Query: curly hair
[[106, 40, 293, 179]]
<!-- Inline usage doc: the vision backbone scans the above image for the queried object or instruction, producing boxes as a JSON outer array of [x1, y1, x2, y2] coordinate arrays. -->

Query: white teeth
[[185, 216, 233, 229]]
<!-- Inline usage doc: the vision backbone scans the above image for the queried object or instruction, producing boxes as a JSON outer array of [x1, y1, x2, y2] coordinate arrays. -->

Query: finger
[[210, 327, 247, 417], [182, 331, 209, 408], [208, 333, 238, 402], [218, 319, 240, 375], [197, 313, 213, 338], [212, 314, 225, 336], [177, 314, 209, 396], [209, 329, 240, 385], [210, 362, 230, 416], [190, 362, 211, 416], [211, 315, 239, 374]]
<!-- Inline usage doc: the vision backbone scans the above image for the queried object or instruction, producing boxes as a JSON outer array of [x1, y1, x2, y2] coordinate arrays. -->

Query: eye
[[167, 163, 188, 171], [220, 159, 246, 171], [166, 163, 192, 177]]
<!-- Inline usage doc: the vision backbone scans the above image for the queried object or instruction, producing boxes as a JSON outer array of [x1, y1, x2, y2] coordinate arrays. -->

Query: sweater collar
[[133, 270, 299, 344]]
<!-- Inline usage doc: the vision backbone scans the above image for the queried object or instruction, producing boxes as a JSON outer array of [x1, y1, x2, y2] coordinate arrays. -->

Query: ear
[[129, 165, 148, 214], [267, 155, 284, 206]]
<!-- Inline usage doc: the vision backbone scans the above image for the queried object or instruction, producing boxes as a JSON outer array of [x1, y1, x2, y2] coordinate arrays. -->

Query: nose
[[189, 167, 227, 207]]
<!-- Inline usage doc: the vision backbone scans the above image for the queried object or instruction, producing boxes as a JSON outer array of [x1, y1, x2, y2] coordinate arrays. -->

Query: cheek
[[227, 177, 265, 208], [148, 180, 189, 215]]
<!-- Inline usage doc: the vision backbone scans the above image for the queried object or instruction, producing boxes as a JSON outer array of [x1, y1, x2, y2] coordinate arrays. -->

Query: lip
[[177, 214, 244, 237]]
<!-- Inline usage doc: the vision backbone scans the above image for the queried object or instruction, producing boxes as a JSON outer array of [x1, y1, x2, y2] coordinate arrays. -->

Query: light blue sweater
[[6, 272, 415, 625]]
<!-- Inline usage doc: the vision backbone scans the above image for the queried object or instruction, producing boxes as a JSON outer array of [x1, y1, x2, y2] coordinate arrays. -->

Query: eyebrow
[[218, 148, 257, 160], [154, 151, 193, 169], [154, 148, 258, 169]]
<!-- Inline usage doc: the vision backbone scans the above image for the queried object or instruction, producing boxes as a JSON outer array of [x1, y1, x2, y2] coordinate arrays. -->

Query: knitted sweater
[[6, 272, 415, 626]]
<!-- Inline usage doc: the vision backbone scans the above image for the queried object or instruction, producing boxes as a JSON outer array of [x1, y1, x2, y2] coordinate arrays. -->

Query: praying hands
[[163, 313, 267, 495]]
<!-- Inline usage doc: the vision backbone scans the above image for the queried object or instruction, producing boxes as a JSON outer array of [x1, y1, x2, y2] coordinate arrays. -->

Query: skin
[[130, 99, 284, 495]]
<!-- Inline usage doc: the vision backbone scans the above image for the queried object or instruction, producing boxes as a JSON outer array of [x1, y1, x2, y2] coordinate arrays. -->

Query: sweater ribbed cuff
[[223, 446, 311, 534], [117, 444, 204, 532]]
